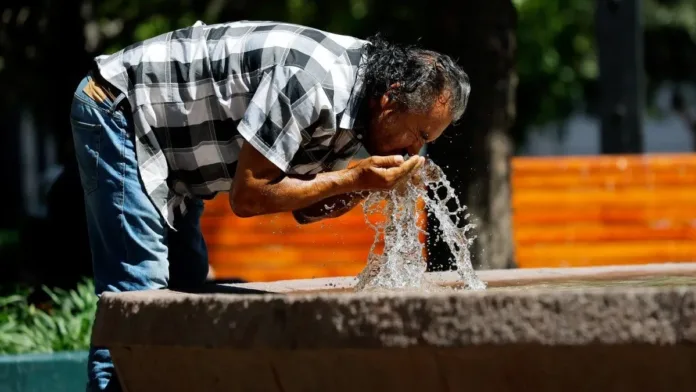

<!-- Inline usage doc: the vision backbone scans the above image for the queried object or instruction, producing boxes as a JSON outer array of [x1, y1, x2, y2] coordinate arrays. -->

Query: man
[[70, 20, 470, 391]]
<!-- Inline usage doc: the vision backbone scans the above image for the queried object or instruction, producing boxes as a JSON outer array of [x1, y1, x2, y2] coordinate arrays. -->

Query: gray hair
[[361, 34, 471, 122]]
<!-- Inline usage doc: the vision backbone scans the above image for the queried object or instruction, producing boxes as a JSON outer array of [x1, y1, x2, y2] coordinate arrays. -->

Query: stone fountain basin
[[93, 263, 696, 391]]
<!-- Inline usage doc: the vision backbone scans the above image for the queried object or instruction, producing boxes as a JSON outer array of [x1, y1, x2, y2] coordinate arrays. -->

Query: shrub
[[0, 279, 97, 355]]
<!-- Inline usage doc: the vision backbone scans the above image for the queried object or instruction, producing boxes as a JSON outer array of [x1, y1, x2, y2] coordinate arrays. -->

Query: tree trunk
[[422, 1, 518, 270]]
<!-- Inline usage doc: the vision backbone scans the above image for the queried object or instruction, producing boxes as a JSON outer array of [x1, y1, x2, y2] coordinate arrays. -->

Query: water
[[355, 159, 487, 291]]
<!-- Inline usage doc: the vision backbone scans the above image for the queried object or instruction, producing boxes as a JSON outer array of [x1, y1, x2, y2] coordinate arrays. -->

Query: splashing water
[[355, 158, 487, 291]]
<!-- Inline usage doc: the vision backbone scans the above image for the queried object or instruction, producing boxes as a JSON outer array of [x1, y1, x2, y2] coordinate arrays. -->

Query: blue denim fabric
[[70, 74, 210, 392]]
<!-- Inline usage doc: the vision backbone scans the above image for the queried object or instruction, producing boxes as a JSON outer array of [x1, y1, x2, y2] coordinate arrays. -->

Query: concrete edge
[[92, 284, 696, 350]]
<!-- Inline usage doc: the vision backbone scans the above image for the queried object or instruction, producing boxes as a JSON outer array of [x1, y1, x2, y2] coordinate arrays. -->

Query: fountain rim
[[222, 262, 696, 294], [92, 262, 696, 350]]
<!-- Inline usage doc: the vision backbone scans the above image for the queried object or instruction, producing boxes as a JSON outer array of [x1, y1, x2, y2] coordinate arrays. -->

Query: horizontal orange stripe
[[512, 189, 696, 208], [516, 241, 696, 266], [207, 241, 427, 263], [512, 207, 696, 225], [513, 224, 696, 244], [208, 247, 369, 264], [204, 231, 376, 247], [210, 259, 367, 272], [200, 214, 379, 232], [211, 265, 365, 282], [518, 257, 696, 269], [512, 173, 696, 190], [207, 244, 417, 266], [511, 154, 696, 175]]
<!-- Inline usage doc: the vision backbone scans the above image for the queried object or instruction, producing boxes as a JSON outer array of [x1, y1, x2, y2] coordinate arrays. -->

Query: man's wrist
[[334, 167, 364, 195]]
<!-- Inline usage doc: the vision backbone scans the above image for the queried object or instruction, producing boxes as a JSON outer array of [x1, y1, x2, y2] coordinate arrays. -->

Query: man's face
[[364, 92, 453, 157]]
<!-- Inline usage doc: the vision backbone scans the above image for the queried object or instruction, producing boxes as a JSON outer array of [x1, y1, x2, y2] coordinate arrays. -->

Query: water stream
[[355, 159, 487, 291]]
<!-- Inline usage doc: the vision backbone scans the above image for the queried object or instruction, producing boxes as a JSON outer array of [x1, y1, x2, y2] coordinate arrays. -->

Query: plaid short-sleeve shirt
[[93, 20, 368, 228]]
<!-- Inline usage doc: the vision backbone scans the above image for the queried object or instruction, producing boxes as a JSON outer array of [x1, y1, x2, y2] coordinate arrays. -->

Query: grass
[[0, 279, 97, 355]]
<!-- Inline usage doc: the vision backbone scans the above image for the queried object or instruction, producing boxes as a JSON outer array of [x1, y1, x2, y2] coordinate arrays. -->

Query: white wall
[[519, 82, 696, 156]]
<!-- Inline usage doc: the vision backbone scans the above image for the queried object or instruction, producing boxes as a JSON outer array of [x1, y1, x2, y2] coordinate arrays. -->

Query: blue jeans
[[70, 74, 210, 392]]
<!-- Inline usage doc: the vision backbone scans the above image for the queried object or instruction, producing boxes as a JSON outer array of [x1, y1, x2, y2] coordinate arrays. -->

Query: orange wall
[[203, 195, 426, 282], [511, 153, 696, 268], [203, 153, 696, 282]]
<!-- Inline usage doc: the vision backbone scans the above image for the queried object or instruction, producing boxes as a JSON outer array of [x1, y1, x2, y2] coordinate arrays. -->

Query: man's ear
[[379, 93, 391, 109], [380, 82, 401, 109]]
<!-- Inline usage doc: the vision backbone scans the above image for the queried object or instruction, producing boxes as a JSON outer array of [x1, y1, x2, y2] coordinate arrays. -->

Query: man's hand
[[350, 155, 425, 191], [292, 155, 425, 224]]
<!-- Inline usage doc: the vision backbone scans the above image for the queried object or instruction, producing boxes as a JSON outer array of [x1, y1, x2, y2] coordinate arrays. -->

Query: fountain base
[[93, 263, 696, 391]]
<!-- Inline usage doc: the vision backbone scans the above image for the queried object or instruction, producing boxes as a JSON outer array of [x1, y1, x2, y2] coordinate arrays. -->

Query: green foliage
[[644, 0, 696, 38], [514, 0, 597, 131], [0, 280, 97, 355], [94, 0, 210, 53], [4, 0, 696, 143], [512, 0, 696, 144]]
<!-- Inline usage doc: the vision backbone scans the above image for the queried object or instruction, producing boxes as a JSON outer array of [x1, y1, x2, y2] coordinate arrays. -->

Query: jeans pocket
[[71, 118, 102, 195]]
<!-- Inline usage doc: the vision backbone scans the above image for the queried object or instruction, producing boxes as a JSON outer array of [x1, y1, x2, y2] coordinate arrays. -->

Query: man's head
[[358, 35, 471, 156]]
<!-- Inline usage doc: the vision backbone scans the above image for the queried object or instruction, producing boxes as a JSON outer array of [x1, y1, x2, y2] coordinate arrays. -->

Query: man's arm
[[292, 191, 368, 224], [230, 141, 358, 217], [229, 142, 423, 218]]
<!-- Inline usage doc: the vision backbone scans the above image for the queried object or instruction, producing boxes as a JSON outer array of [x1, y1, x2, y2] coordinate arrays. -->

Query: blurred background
[[4, 1, 696, 379], [1, 0, 696, 297]]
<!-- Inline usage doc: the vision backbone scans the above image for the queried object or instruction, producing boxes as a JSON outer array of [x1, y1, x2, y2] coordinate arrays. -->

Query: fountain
[[91, 160, 696, 391]]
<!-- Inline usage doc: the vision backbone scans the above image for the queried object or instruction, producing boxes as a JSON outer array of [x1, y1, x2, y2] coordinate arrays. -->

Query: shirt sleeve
[[237, 65, 335, 173]]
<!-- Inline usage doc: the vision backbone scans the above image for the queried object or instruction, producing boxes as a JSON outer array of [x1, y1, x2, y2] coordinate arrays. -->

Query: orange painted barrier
[[202, 195, 375, 281], [203, 153, 696, 280], [511, 153, 696, 268], [201, 171, 427, 282]]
